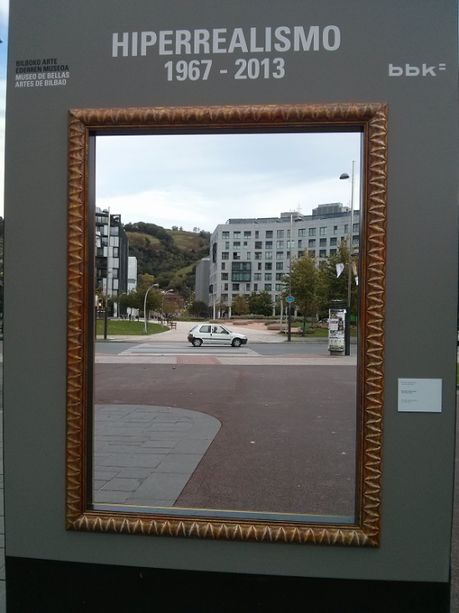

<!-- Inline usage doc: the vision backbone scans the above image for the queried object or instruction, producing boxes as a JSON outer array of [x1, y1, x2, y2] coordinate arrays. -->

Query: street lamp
[[287, 212, 303, 341], [340, 160, 355, 356], [143, 283, 159, 334]]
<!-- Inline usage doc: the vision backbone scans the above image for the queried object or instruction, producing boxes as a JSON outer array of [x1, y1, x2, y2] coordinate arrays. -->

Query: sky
[[96, 132, 361, 233], [0, 2, 361, 229]]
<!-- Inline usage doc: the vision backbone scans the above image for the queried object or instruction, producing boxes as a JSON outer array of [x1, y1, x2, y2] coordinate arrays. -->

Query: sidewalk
[[96, 320, 332, 344], [94, 404, 221, 508]]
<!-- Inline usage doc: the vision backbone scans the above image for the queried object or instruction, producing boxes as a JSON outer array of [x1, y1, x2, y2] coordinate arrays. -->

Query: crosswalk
[[119, 343, 259, 356]]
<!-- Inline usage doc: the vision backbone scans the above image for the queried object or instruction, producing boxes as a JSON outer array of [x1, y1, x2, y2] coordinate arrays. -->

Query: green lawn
[[96, 320, 169, 336]]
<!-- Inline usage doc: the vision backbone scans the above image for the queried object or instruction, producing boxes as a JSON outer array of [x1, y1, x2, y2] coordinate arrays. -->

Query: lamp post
[[287, 212, 302, 341], [143, 283, 159, 334], [340, 160, 355, 356]]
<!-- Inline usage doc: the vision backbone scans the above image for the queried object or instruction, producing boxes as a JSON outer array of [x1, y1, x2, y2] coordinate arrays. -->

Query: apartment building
[[95, 208, 129, 313], [209, 203, 359, 315]]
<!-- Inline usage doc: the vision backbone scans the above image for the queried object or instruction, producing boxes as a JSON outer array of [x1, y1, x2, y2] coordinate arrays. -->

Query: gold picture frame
[[66, 103, 387, 546]]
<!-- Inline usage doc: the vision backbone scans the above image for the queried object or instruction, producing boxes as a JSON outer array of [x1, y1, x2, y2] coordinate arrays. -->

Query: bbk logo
[[389, 63, 446, 77]]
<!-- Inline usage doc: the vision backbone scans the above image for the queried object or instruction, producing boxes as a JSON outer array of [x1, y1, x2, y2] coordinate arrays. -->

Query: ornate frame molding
[[67, 103, 387, 545]]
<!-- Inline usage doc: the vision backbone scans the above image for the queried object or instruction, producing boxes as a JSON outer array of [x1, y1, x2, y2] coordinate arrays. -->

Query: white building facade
[[209, 204, 359, 316]]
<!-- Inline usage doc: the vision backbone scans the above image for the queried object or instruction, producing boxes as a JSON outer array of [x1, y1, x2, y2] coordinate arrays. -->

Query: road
[[95, 337, 357, 516], [95, 339, 337, 356]]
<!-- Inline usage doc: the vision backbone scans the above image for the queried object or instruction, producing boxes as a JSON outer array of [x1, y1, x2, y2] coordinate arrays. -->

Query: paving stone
[[93, 490, 131, 504], [117, 467, 155, 479], [155, 454, 203, 474], [129, 473, 190, 501], [101, 478, 142, 492], [99, 453, 166, 468]]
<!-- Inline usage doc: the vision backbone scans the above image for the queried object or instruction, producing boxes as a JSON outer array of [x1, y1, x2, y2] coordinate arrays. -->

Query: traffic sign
[[285, 296, 294, 303]]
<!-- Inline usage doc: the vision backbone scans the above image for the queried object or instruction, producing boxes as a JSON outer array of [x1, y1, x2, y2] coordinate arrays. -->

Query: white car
[[187, 324, 248, 347]]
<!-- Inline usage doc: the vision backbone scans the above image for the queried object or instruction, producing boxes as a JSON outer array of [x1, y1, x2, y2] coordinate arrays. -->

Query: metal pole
[[345, 161, 355, 356], [288, 213, 293, 342], [143, 284, 158, 334]]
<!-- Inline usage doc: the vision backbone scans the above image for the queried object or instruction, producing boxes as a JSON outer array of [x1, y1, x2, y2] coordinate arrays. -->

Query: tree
[[316, 239, 358, 317], [188, 300, 209, 318], [134, 274, 163, 314], [248, 291, 272, 316], [231, 294, 249, 316], [289, 253, 318, 331]]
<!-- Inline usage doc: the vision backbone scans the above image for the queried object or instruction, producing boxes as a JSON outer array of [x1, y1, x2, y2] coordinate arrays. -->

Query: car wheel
[[192, 338, 203, 347], [232, 338, 242, 347]]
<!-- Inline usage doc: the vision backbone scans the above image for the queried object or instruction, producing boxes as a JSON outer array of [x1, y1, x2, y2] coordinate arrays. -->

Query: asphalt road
[[96, 340, 337, 356], [95, 361, 357, 517]]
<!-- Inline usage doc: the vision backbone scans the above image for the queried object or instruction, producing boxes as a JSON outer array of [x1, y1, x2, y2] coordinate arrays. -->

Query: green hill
[[124, 222, 210, 298]]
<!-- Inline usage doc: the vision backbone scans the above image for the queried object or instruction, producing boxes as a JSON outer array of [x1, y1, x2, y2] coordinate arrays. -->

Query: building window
[[298, 228, 306, 237], [309, 227, 316, 236], [276, 251, 283, 260], [308, 239, 316, 247], [233, 241, 241, 249], [320, 227, 326, 235], [221, 262, 225, 270], [224, 283, 228, 291], [264, 284, 272, 291], [244, 231, 251, 238], [287, 240, 295, 249], [319, 249, 326, 258], [275, 273, 283, 280], [308, 250, 315, 257], [275, 283, 283, 291], [233, 252, 240, 260], [245, 283, 251, 291], [254, 273, 261, 281], [254, 283, 258, 291], [243, 241, 248, 249], [255, 252, 262, 260], [320, 238, 327, 247], [255, 230, 259, 239], [297, 240, 302, 249], [232, 283, 240, 291], [225, 241, 230, 249], [265, 251, 273, 260], [265, 262, 272, 270], [353, 223, 359, 232], [344, 224, 349, 233], [221, 273, 228, 280], [222, 252, 229, 260], [265, 241, 273, 250], [258, 263, 262, 270], [276, 262, 283, 270], [333, 226, 338, 235], [353, 235, 359, 246], [276, 240, 284, 249], [330, 249, 337, 255], [330, 237, 337, 246], [232, 261, 251, 282], [265, 273, 272, 281], [246, 252, 251, 260], [255, 241, 262, 249], [222, 231, 229, 239], [277, 229, 284, 238], [233, 231, 241, 239], [298, 250, 304, 257], [266, 230, 273, 238]]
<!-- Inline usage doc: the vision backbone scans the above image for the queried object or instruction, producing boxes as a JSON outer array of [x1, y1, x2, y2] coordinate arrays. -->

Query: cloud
[[96, 132, 360, 231]]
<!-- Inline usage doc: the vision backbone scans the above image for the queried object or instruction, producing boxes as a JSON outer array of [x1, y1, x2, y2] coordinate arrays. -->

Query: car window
[[200, 325, 211, 333], [218, 327, 229, 334]]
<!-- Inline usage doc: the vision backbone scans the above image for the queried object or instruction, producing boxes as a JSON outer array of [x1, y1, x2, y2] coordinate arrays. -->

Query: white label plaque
[[398, 378, 442, 413]]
